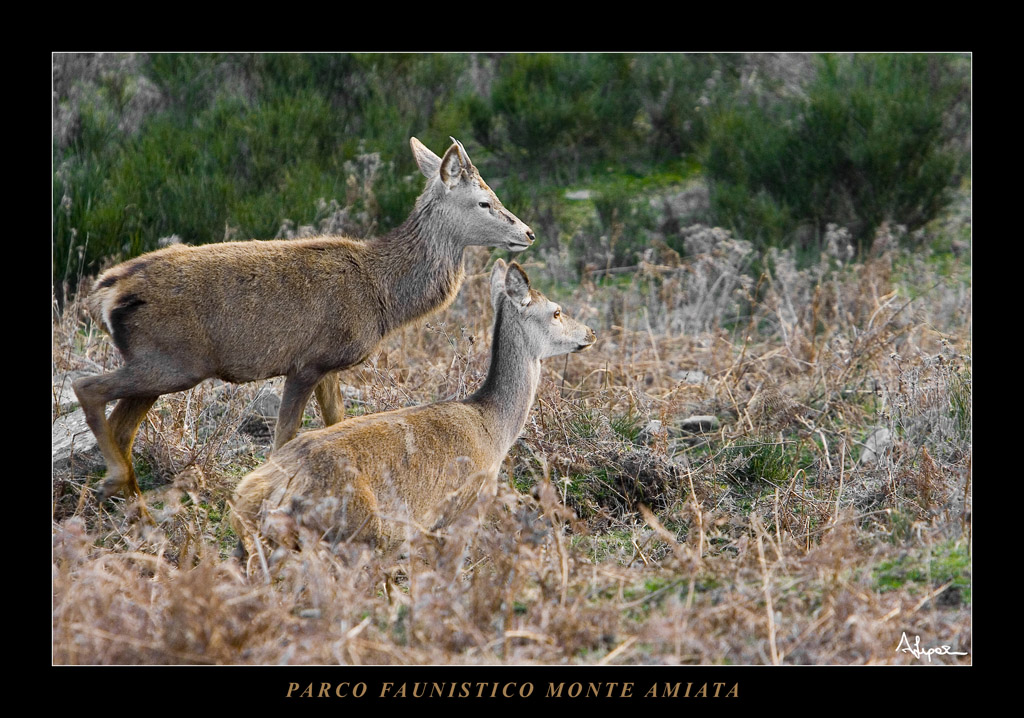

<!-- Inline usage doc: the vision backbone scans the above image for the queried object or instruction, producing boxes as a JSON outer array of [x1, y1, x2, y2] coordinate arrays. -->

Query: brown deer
[[73, 137, 535, 502], [230, 260, 595, 556]]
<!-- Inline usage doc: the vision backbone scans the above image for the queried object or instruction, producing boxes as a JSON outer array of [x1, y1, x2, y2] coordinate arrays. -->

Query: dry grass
[[51, 213, 971, 666]]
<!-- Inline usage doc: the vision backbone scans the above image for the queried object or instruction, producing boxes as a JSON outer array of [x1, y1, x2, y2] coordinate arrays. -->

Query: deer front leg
[[314, 372, 346, 427], [273, 371, 322, 450]]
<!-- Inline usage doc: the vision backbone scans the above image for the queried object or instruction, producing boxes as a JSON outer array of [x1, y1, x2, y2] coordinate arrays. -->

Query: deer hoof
[[95, 474, 128, 502]]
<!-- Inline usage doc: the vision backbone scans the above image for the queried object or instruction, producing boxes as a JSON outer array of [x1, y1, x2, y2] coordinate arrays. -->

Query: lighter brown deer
[[73, 138, 534, 502], [230, 260, 595, 556]]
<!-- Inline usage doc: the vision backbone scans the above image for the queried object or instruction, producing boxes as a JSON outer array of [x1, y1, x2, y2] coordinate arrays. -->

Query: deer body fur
[[230, 260, 596, 554], [73, 138, 535, 502]]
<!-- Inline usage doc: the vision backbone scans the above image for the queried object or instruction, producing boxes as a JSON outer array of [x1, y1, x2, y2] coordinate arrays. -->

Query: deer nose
[[526, 229, 536, 243]]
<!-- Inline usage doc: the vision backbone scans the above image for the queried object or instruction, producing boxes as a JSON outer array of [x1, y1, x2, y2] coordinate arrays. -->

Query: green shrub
[[479, 53, 737, 182], [630, 53, 742, 160], [486, 54, 644, 179], [704, 53, 970, 251]]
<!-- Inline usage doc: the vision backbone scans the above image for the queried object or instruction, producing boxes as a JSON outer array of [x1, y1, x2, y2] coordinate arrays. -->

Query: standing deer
[[73, 137, 535, 502], [230, 260, 595, 555]]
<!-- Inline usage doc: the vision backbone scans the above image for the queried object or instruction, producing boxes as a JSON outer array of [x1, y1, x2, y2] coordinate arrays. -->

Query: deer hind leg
[[74, 375, 133, 501], [107, 396, 158, 497], [273, 371, 322, 450], [313, 372, 346, 427], [74, 365, 196, 502]]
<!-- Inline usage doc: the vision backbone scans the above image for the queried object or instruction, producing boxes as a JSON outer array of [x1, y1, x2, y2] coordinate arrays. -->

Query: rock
[[638, 419, 668, 445], [678, 415, 719, 434], [565, 189, 595, 201], [52, 408, 103, 472], [51, 370, 91, 415], [859, 427, 893, 465], [240, 388, 281, 438], [674, 370, 708, 385], [655, 184, 710, 222], [642, 419, 663, 434]]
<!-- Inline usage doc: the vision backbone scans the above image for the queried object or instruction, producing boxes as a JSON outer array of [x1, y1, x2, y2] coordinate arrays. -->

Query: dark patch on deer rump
[[108, 294, 147, 355], [95, 254, 158, 290]]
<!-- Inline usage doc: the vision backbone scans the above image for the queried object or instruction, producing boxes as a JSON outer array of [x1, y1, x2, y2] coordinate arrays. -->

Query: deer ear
[[410, 137, 441, 179], [489, 259, 508, 308], [438, 138, 471, 189], [504, 262, 532, 308], [451, 137, 473, 167]]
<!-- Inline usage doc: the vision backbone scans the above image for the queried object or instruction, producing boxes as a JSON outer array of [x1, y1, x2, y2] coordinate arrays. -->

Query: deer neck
[[468, 305, 542, 454], [369, 201, 467, 336]]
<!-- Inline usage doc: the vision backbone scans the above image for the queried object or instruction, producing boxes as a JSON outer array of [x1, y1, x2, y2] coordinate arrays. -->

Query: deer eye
[[479, 202, 491, 209], [553, 309, 561, 320]]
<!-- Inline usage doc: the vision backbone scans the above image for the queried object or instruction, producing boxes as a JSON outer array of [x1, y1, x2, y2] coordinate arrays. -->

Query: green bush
[[479, 53, 736, 181], [630, 53, 742, 160], [53, 53, 970, 301], [487, 54, 637, 178], [703, 53, 970, 251]]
